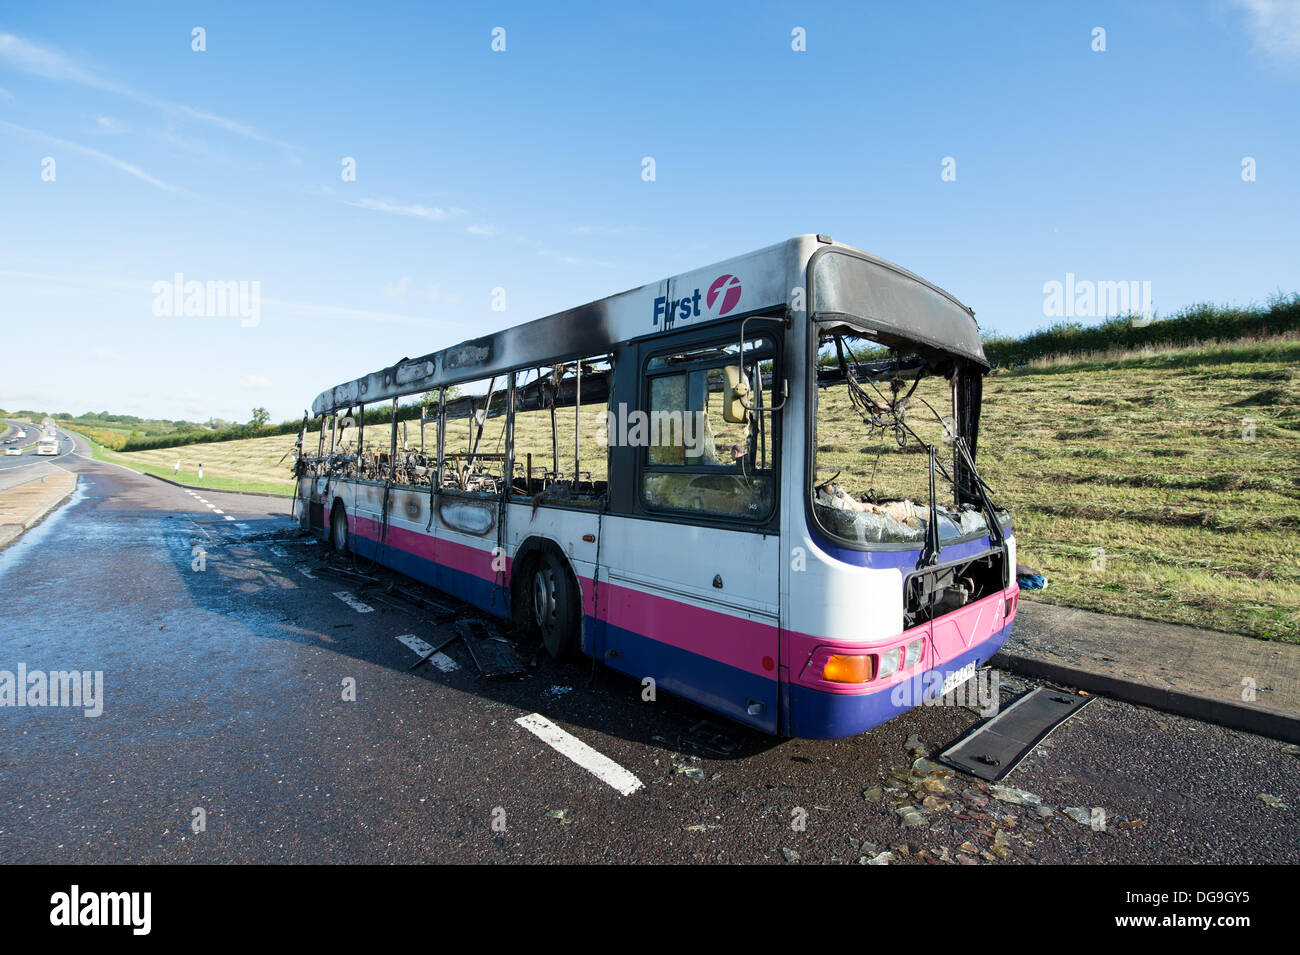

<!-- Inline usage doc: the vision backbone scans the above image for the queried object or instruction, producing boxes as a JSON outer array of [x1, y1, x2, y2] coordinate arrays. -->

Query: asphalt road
[[0, 419, 74, 473], [0, 445, 1296, 864]]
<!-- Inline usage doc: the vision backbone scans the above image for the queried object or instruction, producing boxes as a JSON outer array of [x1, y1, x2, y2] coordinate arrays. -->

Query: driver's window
[[640, 337, 777, 519]]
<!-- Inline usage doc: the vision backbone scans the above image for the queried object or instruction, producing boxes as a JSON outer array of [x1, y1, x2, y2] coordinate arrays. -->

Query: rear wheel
[[330, 504, 349, 554], [531, 551, 580, 659]]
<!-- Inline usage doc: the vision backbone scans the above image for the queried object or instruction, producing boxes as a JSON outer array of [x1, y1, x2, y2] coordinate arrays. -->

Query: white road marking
[[514, 713, 644, 796], [269, 546, 287, 557], [211, 508, 224, 514], [394, 633, 459, 672], [299, 567, 317, 580], [223, 515, 236, 522], [333, 591, 374, 614]]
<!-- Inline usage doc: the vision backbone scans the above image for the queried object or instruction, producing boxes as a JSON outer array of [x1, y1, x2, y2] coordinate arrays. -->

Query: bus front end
[[783, 246, 1017, 739]]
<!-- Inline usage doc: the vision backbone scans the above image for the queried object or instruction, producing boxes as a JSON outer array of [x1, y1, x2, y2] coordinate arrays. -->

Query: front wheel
[[531, 552, 580, 659]]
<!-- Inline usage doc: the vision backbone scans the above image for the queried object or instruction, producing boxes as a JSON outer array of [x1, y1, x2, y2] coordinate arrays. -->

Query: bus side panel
[[347, 488, 512, 619], [595, 515, 782, 733]]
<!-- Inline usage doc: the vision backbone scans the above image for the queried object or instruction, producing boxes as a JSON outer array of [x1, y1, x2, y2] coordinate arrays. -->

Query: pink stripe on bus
[[596, 580, 777, 679], [350, 515, 510, 582]]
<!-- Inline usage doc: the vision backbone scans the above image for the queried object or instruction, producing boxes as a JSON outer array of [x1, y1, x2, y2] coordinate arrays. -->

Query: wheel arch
[[509, 535, 580, 624]]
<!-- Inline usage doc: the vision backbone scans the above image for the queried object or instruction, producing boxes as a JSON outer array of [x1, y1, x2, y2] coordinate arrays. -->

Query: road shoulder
[[0, 468, 79, 550], [998, 599, 1300, 742]]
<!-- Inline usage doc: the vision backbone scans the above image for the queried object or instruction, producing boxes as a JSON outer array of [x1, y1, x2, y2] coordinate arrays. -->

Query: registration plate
[[941, 661, 977, 696]]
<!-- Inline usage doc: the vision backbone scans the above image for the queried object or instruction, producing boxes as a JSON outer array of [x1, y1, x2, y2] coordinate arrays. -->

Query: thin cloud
[[1230, 0, 1300, 60], [237, 374, 271, 390], [0, 119, 198, 196], [537, 248, 617, 269], [381, 276, 413, 301], [345, 197, 465, 221], [262, 296, 461, 329], [466, 223, 499, 236], [93, 114, 125, 133], [0, 33, 294, 150], [571, 224, 644, 235], [0, 270, 453, 330]]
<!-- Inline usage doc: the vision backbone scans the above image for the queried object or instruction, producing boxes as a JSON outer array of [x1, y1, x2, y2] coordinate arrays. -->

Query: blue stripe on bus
[[352, 530, 512, 618], [784, 620, 1014, 739], [806, 520, 1000, 570], [592, 617, 780, 733]]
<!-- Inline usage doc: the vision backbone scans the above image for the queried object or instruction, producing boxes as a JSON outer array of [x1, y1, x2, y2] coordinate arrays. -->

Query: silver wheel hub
[[533, 567, 556, 630]]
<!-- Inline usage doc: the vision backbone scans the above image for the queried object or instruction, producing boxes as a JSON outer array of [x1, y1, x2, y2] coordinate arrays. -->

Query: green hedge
[[117, 402, 434, 452], [982, 294, 1299, 368]]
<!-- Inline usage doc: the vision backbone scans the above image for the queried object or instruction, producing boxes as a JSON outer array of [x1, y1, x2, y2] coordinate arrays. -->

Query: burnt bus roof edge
[[310, 235, 985, 415]]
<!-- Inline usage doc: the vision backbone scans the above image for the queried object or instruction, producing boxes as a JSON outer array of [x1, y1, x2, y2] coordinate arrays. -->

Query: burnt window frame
[[636, 321, 782, 527]]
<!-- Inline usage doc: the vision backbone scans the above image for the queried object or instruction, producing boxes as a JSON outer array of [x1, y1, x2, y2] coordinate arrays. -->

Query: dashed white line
[[333, 591, 374, 614], [394, 633, 459, 672], [514, 713, 644, 796]]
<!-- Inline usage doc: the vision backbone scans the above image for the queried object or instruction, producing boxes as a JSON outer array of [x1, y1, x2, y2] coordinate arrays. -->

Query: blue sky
[[1, 1, 1297, 423]]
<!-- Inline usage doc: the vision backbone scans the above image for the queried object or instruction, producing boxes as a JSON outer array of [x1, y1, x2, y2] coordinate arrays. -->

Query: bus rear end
[[782, 246, 1017, 738]]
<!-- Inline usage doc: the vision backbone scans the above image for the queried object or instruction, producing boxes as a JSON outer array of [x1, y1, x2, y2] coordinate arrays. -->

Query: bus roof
[[311, 235, 984, 414]]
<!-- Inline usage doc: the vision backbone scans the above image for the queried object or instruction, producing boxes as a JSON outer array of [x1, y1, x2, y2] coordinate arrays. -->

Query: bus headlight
[[904, 639, 925, 668], [822, 653, 874, 683], [877, 647, 902, 680]]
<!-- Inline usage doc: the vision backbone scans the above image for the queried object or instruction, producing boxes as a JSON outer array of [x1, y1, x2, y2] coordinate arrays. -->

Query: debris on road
[[459, 619, 525, 679], [989, 785, 1043, 806], [939, 686, 1092, 781], [681, 720, 740, 757]]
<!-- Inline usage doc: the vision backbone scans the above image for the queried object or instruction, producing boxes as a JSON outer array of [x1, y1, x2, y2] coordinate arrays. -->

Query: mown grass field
[[981, 337, 1300, 643], [100, 335, 1300, 641], [89, 431, 302, 496]]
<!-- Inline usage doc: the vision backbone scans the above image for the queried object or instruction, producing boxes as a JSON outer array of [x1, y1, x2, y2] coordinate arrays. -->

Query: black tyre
[[330, 503, 349, 554], [531, 551, 580, 659]]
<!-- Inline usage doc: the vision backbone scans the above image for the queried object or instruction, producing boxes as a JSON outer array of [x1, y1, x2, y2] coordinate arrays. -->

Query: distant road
[[0, 419, 77, 474]]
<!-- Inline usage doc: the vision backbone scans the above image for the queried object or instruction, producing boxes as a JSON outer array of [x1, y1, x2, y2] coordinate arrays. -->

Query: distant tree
[[251, 407, 270, 429]]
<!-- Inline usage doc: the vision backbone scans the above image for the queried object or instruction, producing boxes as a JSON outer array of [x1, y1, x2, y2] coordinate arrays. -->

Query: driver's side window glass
[[640, 337, 777, 519]]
